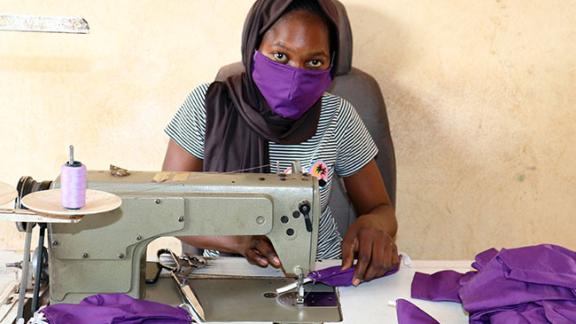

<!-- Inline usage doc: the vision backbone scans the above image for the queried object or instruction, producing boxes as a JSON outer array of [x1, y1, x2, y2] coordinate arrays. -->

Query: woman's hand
[[237, 235, 282, 268], [177, 234, 281, 269], [341, 212, 399, 286], [341, 160, 399, 286]]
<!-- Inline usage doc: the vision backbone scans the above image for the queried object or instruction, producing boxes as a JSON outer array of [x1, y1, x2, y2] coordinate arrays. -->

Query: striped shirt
[[165, 83, 378, 259]]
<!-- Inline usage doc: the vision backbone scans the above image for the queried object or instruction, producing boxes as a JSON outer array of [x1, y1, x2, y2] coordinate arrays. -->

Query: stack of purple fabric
[[40, 293, 192, 324], [410, 244, 576, 323]]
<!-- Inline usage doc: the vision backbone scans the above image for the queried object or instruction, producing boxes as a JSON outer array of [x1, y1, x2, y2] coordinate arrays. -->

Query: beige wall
[[1, 1, 574, 259]]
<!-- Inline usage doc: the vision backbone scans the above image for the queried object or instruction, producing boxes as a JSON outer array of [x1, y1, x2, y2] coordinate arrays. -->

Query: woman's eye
[[308, 59, 323, 68], [272, 53, 288, 62]]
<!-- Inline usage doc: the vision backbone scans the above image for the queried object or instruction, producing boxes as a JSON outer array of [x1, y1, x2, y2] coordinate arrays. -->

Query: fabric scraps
[[41, 293, 192, 324], [395, 299, 440, 324], [411, 244, 576, 324]]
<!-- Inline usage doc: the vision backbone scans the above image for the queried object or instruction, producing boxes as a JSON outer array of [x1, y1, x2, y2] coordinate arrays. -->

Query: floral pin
[[308, 160, 328, 187]]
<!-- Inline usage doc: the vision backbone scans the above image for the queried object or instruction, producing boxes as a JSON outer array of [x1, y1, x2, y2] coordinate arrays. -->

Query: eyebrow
[[307, 51, 330, 58], [271, 42, 330, 58]]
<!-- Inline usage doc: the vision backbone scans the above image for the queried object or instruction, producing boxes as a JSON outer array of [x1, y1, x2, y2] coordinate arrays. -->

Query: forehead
[[261, 10, 330, 52]]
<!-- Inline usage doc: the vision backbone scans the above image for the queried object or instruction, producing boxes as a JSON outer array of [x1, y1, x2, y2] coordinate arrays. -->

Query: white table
[[188, 257, 471, 323], [337, 259, 470, 323], [1, 251, 471, 323]]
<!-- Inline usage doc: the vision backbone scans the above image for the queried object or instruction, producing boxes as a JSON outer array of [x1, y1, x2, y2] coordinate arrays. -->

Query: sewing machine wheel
[[15, 176, 52, 232], [31, 246, 49, 283]]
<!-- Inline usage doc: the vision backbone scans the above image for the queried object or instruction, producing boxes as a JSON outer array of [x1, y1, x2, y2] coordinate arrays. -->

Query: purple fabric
[[471, 301, 576, 324], [471, 248, 498, 271], [308, 265, 355, 286], [410, 244, 576, 323], [411, 270, 470, 302], [42, 293, 191, 324], [395, 299, 440, 324], [308, 263, 400, 287], [479, 302, 548, 324], [541, 300, 576, 324], [498, 244, 576, 288], [460, 245, 576, 313], [252, 50, 332, 120]]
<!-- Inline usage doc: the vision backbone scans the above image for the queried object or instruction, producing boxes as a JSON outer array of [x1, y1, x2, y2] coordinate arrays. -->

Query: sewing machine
[[27, 168, 342, 323]]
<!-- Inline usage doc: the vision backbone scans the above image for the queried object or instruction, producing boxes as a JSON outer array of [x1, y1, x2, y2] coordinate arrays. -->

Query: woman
[[163, 0, 398, 286]]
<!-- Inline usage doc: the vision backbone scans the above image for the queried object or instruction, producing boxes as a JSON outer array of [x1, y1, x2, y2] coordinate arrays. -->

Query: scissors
[[149, 249, 208, 320]]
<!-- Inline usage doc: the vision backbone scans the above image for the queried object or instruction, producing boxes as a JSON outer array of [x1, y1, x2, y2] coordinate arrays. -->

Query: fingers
[[387, 243, 401, 276], [390, 243, 400, 268], [347, 229, 399, 285], [352, 230, 373, 286], [245, 248, 269, 267], [245, 236, 281, 268], [254, 237, 281, 268], [364, 235, 386, 281], [341, 227, 359, 270]]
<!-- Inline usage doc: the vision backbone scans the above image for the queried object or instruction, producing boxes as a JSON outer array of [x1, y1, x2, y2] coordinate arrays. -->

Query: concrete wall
[[1, 0, 574, 258]]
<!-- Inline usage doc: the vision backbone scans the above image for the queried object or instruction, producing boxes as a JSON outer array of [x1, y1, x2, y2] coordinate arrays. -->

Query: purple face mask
[[251, 50, 332, 120]]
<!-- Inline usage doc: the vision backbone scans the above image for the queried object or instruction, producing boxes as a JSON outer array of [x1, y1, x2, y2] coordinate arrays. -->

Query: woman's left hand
[[341, 212, 399, 286]]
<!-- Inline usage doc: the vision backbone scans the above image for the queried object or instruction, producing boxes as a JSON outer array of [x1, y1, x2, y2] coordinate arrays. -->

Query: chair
[[214, 0, 396, 235]]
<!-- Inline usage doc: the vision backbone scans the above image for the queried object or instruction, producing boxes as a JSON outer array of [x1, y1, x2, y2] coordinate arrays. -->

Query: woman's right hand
[[236, 235, 282, 268]]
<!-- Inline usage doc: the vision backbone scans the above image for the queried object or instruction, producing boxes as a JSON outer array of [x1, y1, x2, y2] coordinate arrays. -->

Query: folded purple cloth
[[42, 293, 192, 324], [410, 244, 576, 323], [470, 248, 498, 271], [308, 265, 356, 286], [395, 299, 439, 324], [308, 261, 400, 287], [498, 244, 576, 288], [472, 300, 576, 324], [460, 245, 576, 313], [411, 270, 471, 302]]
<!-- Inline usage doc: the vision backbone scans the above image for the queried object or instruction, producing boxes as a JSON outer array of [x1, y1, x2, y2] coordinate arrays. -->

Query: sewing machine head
[[46, 169, 321, 304]]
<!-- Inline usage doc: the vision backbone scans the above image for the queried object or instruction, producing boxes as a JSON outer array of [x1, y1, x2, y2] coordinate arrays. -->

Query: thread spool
[[60, 145, 87, 210]]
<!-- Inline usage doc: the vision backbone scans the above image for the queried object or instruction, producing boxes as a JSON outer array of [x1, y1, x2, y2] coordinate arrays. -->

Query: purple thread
[[60, 163, 87, 210]]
